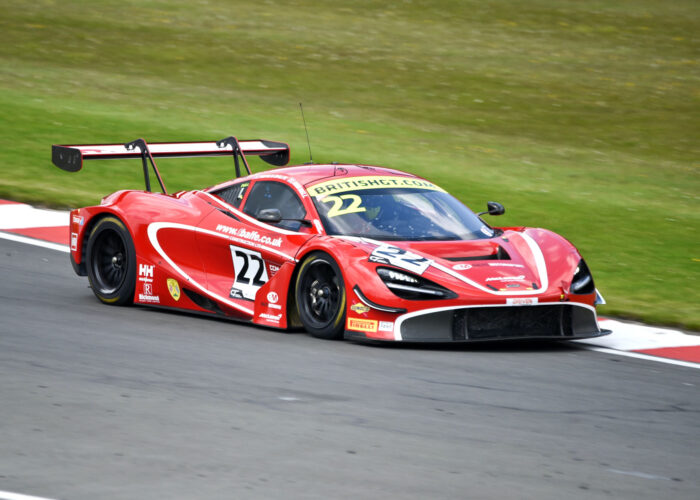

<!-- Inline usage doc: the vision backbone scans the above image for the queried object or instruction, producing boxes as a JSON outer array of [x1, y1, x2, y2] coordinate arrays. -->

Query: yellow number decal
[[340, 194, 365, 216], [323, 194, 366, 218]]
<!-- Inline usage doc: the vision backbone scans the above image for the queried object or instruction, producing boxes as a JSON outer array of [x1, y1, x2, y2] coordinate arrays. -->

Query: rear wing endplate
[[51, 137, 290, 194]]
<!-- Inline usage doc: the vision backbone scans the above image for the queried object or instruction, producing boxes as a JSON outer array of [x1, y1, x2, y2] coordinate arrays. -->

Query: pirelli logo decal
[[307, 175, 444, 197], [347, 318, 378, 332]]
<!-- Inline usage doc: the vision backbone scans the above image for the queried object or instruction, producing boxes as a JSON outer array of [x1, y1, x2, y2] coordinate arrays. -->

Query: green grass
[[0, 0, 698, 329]]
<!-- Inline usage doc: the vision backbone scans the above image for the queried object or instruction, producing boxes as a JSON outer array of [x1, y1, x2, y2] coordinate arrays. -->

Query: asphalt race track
[[1, 238, 699, 500]]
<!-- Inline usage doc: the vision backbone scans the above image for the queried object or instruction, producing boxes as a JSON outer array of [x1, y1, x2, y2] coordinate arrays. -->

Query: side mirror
[[257, 208, 282, 223], [477, 201, 505, 217]]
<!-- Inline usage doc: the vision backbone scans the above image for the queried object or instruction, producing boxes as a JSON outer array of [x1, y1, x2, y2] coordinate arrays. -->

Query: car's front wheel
[[295, 252, 346, 339], [86, 216, 136, 305]]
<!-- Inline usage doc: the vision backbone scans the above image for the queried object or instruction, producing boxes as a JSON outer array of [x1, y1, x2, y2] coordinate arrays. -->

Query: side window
[[242, 181, 306, 231], [213, 181, 250, 208]]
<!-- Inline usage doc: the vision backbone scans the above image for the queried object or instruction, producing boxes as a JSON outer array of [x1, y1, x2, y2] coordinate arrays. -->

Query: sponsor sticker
[[506, 297, 538, 306], [262, 293, 283, 309], [138, 294, 160, 303], [485, 275, 525, 282], [139, 264, 154, 283], [139, 264, 154, 278], [167, 278, 180, 301], [307, 175, 445, 198], [348, 318, 378, 332], [216, 224, 283, 248], [71, 215, 84, 226], [253, 173, 289, 182], [487, 263, 525, 268], [139, 282, 160, 303], [350, 303, 371, 314], [452, 263, 472, 271], [70, 232, 78, 251], [378, 321, 394, 332], [268, 263, 280, 276], [260, 312, 282, 323]]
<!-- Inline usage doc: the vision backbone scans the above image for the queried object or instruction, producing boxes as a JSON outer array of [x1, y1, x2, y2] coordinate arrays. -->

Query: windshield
[[308, 178, 494, 241]]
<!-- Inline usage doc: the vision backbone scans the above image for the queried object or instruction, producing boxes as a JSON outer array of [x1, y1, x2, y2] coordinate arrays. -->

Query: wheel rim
[[91, 229, 127, 294], [300, 260, 342, 328]]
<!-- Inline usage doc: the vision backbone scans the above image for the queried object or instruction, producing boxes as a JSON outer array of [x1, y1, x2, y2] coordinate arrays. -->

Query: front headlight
[[377, 267, 457, 300], [571, 259, 595, 294]]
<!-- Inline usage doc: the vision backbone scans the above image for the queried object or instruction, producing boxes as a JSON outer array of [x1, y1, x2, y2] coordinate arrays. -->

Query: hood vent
[[444, 246, 510, 262]]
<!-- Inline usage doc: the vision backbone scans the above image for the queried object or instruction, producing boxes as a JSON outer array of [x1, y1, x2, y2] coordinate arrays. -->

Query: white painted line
[[585, 346, 700, 370], [0, 204, 69, 229], [0, 490, 61, 500], [575, 319, 700, 350], [606, 469, 673, 481], [0, 231, 70, 253]]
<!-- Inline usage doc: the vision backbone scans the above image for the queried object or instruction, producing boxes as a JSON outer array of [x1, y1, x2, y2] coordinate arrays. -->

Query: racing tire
[[295, 252, 346, 339], [85, 216, 136, 305]]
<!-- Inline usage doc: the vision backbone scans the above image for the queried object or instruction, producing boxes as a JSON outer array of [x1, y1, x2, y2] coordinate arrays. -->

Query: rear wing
[[52, 136, 290, 194]]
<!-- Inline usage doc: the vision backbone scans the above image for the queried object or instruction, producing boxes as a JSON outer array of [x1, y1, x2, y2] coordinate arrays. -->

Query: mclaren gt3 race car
[[52, 136, 610, 343]]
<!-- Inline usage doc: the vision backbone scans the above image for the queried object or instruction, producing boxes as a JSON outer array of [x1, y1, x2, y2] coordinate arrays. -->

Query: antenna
[[299, 102, 313, 163]]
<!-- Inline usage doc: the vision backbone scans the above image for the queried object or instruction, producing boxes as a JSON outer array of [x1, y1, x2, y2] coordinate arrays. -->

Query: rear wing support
[[52, 136, 290, 192], [216, 136, 252, 178], [125, 138, 168, 194]]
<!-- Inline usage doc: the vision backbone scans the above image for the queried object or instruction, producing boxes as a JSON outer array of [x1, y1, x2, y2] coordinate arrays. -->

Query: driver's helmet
[[363, 192, 394, 221]]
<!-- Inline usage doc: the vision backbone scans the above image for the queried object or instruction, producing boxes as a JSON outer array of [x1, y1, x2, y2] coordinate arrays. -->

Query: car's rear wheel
[[86, 216, 136, 305], [295, 252, 346, 339]]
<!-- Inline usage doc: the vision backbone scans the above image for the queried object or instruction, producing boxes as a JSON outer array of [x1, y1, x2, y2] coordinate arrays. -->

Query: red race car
[[52, 136, 609, 342]]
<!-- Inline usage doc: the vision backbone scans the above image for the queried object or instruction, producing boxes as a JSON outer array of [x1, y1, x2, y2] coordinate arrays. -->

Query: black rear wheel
[[86, 216, 136, 305], [295, 252, 346, 339]]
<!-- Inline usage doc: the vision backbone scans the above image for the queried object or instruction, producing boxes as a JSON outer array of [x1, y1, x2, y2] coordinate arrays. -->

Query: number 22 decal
[[322, 194, 366, 218], [370, 244, 432, 275], [229, 245, 269, 301]]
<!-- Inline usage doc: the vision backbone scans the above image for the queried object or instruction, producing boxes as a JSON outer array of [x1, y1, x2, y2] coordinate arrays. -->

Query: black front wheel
[[85, 216, 136, 305], [295, 252, 346, 339]]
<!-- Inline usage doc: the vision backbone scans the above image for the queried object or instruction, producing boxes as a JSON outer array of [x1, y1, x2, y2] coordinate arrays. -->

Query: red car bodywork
[[57, 139, 608, 342]]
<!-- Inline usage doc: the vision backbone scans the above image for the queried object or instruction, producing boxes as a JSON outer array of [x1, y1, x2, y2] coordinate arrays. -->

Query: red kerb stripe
[[5, 226, 69, 245], [634, 346, 700, 364]]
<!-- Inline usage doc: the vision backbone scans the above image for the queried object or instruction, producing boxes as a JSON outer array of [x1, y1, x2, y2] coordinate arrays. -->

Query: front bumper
[[346, 303, 610, 342]]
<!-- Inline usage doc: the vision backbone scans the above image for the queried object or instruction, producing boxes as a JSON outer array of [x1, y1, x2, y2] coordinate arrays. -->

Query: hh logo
[[139, 264, 154, 278]]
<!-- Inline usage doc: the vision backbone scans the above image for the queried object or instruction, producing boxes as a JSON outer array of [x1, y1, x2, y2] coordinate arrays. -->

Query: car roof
[[206, 163, 422, 193]]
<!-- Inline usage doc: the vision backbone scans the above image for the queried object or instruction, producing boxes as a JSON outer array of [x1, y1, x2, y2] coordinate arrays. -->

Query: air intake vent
[[444, 246, 510, 261], [183, 288, 223, 314]]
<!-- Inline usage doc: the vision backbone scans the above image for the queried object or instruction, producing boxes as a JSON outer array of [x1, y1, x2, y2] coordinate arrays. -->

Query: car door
[[195, 180, 317, 319]]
